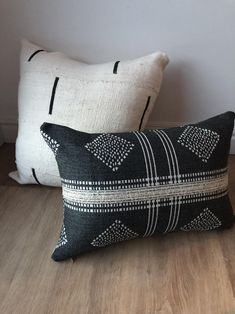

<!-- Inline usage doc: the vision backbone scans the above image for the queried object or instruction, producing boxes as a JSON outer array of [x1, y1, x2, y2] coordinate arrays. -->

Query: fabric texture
[[10, 39, 169, 186], [40, 112, 235, 261]]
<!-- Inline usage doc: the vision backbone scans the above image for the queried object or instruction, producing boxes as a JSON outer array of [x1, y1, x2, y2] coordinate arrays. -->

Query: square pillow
[[9, 39, 169, 186], [40, 111, 235, 261]]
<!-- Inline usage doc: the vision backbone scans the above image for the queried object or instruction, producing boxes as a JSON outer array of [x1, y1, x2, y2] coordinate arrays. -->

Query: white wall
[[0, 0, 234, 150]]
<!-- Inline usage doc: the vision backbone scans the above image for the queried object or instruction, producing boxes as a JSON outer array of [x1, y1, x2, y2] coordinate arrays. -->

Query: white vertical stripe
[[134, 131, 153, 237], [164, 203, 173, 233], [171, 197, 182, 231], [136, 130, 181, 235], [149, 200, 159, 236], [140, 134, 160, 236], [134, 132, 149, 179], [167, 197, 176, 232], [153, 130, 181, 232], [155, 130, 176, 179], [137, 133, 153, 180], [140, 134, 159, 236], [145, 213, 154, 237], [159, 130, 180, 178], [153, 130, 176, 232], [159, 131, 181, 231], [141, 133, 158, 181], [168, 198, 178, 232], [143, 202, 152, 237], [153, 130, 173, 178], [136, 132, 159, 236]]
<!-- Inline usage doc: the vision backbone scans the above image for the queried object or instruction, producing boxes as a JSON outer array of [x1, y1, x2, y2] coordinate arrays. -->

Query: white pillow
[[9, 39, 169, 186]]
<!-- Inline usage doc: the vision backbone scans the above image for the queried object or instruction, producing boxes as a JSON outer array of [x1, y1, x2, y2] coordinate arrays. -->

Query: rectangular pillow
[[40, 111, 235, 261], [9, 39, 169, 186]]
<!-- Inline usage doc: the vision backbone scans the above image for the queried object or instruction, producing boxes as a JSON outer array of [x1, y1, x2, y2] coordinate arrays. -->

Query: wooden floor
[[0, 144, 235, 314]]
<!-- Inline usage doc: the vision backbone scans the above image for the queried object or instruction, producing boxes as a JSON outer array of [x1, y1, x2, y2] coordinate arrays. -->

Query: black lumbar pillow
[[40, 112, 235, 261]]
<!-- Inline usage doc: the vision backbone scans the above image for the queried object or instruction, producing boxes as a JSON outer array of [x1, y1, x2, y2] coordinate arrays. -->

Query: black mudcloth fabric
[[41, 112, 235, 261]]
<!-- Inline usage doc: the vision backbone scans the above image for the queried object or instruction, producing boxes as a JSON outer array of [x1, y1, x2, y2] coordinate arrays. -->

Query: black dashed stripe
[[113, 61, 120, 74], [32, 168, 41, 185], [28, 50, 44, 62], [49, 77, 59, 115], [139, 96, 151, 131]]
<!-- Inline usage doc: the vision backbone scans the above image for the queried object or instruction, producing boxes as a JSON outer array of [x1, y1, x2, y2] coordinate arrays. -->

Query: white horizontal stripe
[[61, 167, 227, 188], [62, 174, 228, 205]]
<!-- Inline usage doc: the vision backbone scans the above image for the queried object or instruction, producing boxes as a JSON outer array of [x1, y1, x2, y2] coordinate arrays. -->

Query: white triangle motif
[[91, 220, 138, 247], [56, 224, 68, 248], [180, 208, 222, 231]]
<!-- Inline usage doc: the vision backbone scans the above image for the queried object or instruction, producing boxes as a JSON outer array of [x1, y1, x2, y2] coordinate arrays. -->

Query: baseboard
[[0, 119, 234, 154]]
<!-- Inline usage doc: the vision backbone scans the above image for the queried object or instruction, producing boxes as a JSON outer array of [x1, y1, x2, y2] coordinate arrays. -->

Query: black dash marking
[[32, 168, 41, 185], [113, 61, 120, 74], [28, 50, 44, 62], [49, 77, 59, 115], [139, 96, 151, 131]]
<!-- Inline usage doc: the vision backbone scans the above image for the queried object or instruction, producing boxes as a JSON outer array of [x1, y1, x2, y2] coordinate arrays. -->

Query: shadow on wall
[[151, 62, 203, 124]]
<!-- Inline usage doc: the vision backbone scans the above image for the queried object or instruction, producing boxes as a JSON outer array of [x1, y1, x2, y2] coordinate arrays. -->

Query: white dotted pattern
[[177, 126, 220, 163], [56, 224, 68, 248], [40, 130, 60, 156], [85, 134, 134, 171], [91, 220, 139, 247], [180, 208, 222, 231]]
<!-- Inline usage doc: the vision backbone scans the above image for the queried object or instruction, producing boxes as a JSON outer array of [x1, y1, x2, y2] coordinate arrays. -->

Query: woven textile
[[41, 112, 235, 261], [10, 39, 169, 186]]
